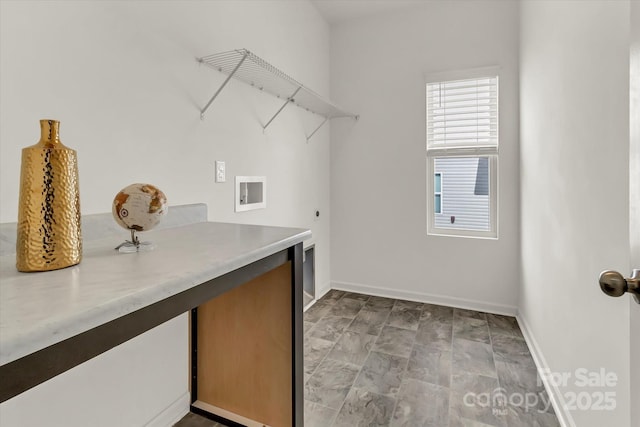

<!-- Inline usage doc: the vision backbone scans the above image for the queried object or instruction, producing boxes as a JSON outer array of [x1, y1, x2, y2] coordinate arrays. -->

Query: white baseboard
[[315, 281, 331, 300], [144, 391, 190, 427], [304, 281, 331, 312], [192, 400, 269, 427], [516, 313, 576, 427], [331, 280, 517, 316]]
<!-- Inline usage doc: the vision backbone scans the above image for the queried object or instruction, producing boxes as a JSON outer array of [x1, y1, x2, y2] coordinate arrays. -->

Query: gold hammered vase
[[16, 119, 82, 272]]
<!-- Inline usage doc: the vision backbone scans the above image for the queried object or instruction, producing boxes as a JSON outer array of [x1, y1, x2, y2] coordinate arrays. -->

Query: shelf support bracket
[[263, 86, 302, 131], [306, 117, 329, 142], [199, 51, 249, 120]]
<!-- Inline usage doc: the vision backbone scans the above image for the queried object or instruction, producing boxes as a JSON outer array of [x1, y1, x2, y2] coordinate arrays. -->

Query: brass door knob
[[599, 269, 640, 303]]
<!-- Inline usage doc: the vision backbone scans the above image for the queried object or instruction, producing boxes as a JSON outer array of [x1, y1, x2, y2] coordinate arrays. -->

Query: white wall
[[0, 1, 330, 425], [519, 1, 630, 426], [630, 3, 640, 426], [0, 315, 189, 427], [329, 0, 520, 314]]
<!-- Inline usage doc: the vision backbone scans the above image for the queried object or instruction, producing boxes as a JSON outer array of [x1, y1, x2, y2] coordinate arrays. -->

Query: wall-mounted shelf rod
[[306, 117, 328, 142], [197, 49, 358, 140], [198, 51, 248, 120], [264, 86, 301, 131]]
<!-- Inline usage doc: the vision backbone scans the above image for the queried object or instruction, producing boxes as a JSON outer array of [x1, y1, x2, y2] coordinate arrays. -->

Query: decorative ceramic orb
[[112, 183, 167, 232]]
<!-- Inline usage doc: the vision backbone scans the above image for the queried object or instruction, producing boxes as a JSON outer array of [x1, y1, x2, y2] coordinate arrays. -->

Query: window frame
[[427, 156, 498, 239], [425, 66, 500, 239], [434, 172, 443, 215]]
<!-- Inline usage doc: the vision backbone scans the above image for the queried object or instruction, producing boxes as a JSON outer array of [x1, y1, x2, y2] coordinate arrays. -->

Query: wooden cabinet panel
[[195, 262, 292, 427]]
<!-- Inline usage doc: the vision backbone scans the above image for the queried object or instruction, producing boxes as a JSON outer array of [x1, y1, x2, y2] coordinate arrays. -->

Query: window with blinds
[[426, 77, 498, 151], [426, 74, 498, 239]]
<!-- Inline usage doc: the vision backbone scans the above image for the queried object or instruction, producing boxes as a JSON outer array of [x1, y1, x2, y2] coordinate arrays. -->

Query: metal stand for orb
[[115, 229, 156, 253]]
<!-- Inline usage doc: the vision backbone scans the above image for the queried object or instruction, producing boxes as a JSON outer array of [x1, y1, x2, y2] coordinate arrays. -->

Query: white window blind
[[426, 77, 498, 153]]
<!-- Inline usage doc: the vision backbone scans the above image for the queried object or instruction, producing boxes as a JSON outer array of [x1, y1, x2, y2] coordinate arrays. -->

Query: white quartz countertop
[[0, 222, 310, 366]]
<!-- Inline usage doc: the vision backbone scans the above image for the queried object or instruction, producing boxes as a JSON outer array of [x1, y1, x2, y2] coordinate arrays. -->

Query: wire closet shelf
[[197, 49, 358, 140]]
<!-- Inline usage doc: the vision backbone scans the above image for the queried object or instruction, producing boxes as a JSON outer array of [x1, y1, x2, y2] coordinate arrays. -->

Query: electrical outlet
[[215, 161, 226, 183]]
